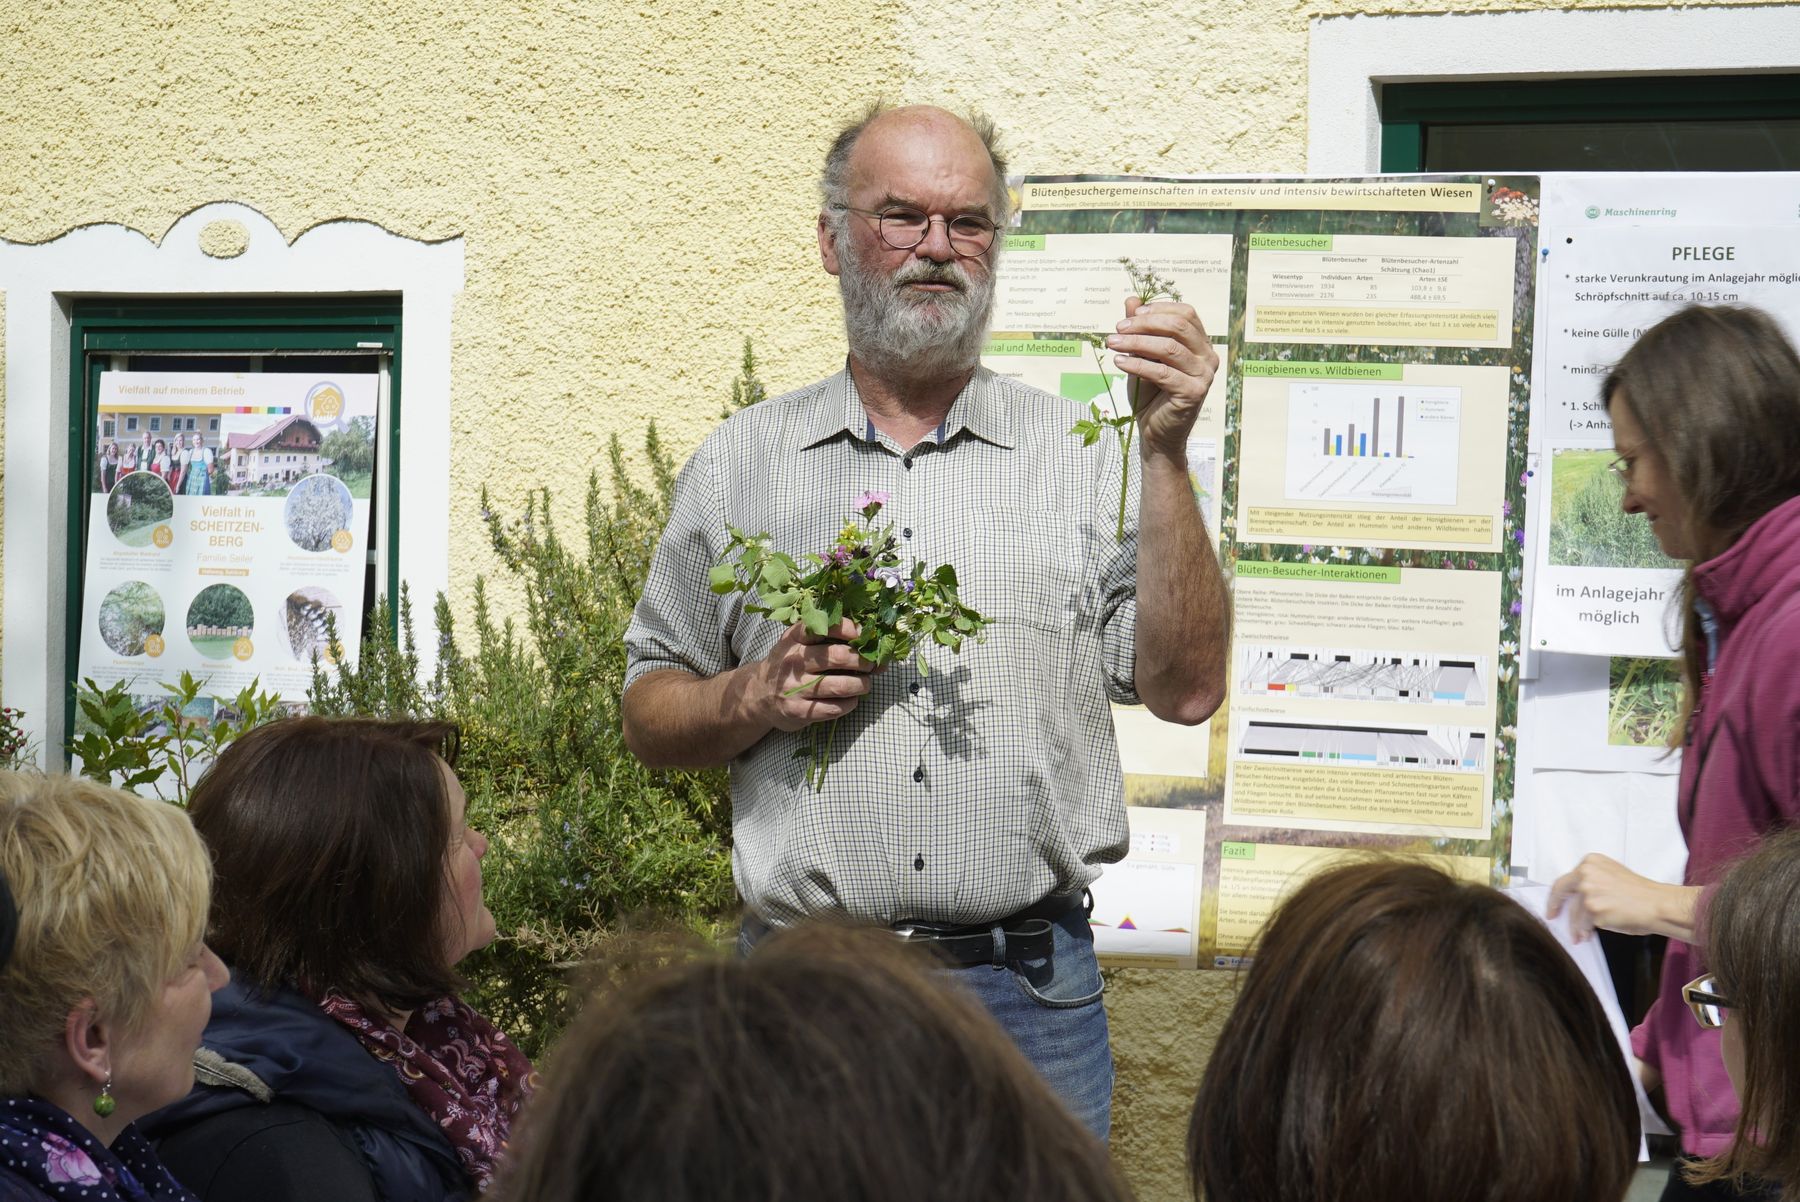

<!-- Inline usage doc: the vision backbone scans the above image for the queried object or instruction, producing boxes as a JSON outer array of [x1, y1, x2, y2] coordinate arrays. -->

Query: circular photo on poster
[[285, 585, 344, 662], [97, 581, 165, 657], [284, 473, 354, 553], [105, 471, 175, 548], [186, 584, 255, 661]]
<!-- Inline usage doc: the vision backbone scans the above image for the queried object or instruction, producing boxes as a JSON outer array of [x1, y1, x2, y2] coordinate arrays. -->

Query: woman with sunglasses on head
[[1549, 304, 1800, 1200], [1674, 827, 1800, 1201]]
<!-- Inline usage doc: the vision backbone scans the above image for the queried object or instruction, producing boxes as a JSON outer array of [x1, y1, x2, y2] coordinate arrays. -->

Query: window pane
[[1426, 119, 1800, 172]]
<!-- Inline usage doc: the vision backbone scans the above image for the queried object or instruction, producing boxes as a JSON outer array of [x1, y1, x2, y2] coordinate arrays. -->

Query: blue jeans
[[938, 905, 1114, 1141], [740, 906, 1114, 1140]]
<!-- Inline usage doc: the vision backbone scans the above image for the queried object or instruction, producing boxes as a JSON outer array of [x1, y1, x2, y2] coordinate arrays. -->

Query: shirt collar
[[796, 364, 1015, 452]]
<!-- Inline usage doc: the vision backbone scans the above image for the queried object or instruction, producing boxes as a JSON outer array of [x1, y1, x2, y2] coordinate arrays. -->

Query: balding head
[[819, 103, 1010, 237]]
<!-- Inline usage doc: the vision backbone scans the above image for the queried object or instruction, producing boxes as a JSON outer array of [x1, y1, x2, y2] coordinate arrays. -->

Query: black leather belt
[[891, 891, 1087, 968]]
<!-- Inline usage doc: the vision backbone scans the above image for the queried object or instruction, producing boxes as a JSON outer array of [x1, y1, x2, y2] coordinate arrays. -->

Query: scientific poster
[[1531, 178, 1800, 656], [986, 175, 1535, 966], [76, 371, 376, 721]]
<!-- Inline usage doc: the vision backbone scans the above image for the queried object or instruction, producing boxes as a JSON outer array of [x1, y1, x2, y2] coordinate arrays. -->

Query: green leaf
[[708, 563, 738, 594], [800, 604, 830, 637], [933, 628, 958, 647]]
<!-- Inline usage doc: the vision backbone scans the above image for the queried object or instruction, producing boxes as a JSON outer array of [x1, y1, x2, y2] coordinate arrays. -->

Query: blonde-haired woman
[[0, 773, 228, 1201]]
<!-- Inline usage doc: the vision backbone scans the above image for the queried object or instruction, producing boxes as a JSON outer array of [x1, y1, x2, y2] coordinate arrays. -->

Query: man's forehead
[[847, 110, 996, 196]]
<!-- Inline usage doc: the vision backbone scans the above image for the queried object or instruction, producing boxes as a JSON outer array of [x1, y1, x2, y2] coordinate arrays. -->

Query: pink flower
[[855, 490, 890, 511], [43, 1134, 103, 1187]]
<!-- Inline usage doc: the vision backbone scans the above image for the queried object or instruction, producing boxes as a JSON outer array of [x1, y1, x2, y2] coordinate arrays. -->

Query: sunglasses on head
[[1682, 974, 1733, 1030]]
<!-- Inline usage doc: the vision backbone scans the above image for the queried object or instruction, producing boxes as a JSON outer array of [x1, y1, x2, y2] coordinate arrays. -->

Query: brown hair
[[1603, 305, 1800, 743], [187, 716, 464, 1011], [1189, 859, 1637, 1202], [1688, 827, 1800, 1200], [496, 923, 1133, 1202], [0, 772, 211, 1093]]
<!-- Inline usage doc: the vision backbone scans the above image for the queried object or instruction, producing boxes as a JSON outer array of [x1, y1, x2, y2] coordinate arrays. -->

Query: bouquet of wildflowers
[[1069, 257, 1182, 542], [709, 491, 990, 790]]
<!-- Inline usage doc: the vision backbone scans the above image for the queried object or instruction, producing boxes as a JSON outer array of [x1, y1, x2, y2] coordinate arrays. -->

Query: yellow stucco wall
[[3, 2, 1794, 1196]]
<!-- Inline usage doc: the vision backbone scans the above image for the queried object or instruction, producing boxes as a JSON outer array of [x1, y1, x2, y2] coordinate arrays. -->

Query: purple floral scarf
[[0, 1096, 195, 1201], [317, 991, 537, 1192]]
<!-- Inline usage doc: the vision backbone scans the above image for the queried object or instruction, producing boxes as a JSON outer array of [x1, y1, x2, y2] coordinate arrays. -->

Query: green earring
[[92, 1077, 116, 1118]]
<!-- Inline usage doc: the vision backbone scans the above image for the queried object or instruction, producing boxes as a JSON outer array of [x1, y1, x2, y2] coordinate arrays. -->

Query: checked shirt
[[624, 367, 1141, 928]]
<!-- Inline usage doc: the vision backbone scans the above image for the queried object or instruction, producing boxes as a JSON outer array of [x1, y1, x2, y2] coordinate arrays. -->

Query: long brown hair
[[1688, 827, 1800, 1200], [1188, 859, 1637, 1202], [496, 923, 1133, 1202], [1603, 305, 1800, 743], [187, 715, 465, 1011]]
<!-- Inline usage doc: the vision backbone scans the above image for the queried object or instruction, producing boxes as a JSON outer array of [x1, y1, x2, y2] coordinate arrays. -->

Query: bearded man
[[622, 104, 1229, 1137]]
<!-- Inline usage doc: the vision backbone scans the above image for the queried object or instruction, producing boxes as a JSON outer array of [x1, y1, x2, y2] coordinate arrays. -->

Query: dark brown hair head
[[188, 715, 464, 1011], [1188, 859, 1637, 1202], [1689, 826, 1800, 1201], [1602, 305, 1800, 739], [495, 923, 1133, 1202]]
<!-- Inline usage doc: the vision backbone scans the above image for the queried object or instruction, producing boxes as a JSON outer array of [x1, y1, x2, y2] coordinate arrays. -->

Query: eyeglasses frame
[[834, 204, 998, 258], [1681, 973, 1732, 1030]]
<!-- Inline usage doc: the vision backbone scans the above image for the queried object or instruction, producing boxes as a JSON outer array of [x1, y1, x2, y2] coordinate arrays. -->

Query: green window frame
[[1380, 75, 1800, 172], [66, 298, 403, 736]]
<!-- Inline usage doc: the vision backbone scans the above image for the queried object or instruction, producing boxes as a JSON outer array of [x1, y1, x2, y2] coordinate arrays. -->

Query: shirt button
[[909, 681, 921, 695], [912, 766, 924, 783], [903, 457, 914, 471], [902, 527, 913, 538], [914, 855, 925, 871]]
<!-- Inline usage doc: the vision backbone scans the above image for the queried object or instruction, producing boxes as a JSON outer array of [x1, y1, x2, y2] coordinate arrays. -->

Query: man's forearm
[[1132, 449, 1230, 725], [621, 667, 774, 769]]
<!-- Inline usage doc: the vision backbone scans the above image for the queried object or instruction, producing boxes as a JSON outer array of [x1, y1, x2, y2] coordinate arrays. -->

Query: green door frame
[[66, 298, 402, 742], [1380, 75, 1800, 171]]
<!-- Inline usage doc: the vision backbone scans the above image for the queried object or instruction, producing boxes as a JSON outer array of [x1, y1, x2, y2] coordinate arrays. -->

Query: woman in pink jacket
[[1550, 304, 1800, 1202]]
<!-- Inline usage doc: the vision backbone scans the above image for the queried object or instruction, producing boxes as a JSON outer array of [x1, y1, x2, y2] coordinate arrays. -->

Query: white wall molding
[[0, 202, 463, 763], [1309, 5, 1800, 174]]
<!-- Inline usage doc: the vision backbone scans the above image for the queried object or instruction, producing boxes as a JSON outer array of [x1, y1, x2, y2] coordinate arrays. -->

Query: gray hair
[[819, 103, 1012, 237]]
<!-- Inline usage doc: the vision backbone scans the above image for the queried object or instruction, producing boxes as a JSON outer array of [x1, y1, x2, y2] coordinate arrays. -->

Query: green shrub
[[306, 378, 755, 1055]]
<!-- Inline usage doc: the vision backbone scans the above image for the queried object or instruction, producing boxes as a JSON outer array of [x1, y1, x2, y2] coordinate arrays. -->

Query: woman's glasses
[[1682, 974, 1732, 1029]]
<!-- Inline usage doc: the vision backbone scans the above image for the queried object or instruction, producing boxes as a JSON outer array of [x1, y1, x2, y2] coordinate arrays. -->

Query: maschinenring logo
[[1585, 206, 1600, 220]]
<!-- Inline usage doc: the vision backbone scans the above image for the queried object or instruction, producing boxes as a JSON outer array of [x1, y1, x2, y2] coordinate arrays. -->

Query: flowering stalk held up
[[1069, 258, 1182, 542]]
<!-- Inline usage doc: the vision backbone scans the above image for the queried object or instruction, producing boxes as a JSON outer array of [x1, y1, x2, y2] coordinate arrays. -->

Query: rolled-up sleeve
[[624, 439, 733, 693], [1097, 459, 1141, 705]]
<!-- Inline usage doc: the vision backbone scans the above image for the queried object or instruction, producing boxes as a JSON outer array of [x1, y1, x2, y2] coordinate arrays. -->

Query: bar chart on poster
[[1282, 380, 1461, 505]]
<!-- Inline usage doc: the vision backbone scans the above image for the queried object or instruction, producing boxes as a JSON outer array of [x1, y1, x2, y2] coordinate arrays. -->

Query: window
[[1382, 75, 1800, 172], [149, 417, 161, 432], [66, 299, 403, 734], [125, 416, 138, 432]]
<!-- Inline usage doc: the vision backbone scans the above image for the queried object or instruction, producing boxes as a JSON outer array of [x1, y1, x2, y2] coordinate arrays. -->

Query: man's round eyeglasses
[[837, 205, 997, 257]]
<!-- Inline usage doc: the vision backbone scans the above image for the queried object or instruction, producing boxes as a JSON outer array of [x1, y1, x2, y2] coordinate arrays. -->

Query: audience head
[[0, 772, 224, 1131], [497, 923, 1132, 1202], [1688, 827, 1800, 1198], [1189, 859, 1637, 1202], [1603, 304, 1800, 564], [188, 716, 490, 1013]]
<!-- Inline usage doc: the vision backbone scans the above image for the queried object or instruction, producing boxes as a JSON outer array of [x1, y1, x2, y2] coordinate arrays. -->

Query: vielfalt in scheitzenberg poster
[[77, 371, 377, 723]]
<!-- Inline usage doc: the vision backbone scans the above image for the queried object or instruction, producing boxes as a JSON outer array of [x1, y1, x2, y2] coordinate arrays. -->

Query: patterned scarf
[[0, 1096, 196, 1201], [316, 991, 537, 1192]]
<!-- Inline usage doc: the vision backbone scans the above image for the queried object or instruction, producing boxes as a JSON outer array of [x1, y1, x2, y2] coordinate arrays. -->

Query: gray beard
[[838, 246, 998, 385]]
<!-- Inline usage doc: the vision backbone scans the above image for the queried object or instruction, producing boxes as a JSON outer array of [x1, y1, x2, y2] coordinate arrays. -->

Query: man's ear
[[818, 210, 842, 278], [63, 999, 112, 1086]]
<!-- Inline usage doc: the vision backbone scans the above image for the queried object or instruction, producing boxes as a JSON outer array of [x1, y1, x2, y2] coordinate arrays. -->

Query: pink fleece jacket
[[1630, 493, 1800, 1157]]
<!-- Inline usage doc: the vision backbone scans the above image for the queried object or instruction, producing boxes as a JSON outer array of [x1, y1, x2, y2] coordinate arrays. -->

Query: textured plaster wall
[[2, 2, 1795, 1197]]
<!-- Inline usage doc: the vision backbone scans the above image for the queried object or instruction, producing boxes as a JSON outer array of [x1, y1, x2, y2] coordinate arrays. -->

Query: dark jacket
[[1630, 493, 1800, 1156], [141, 979, 467, 1202]]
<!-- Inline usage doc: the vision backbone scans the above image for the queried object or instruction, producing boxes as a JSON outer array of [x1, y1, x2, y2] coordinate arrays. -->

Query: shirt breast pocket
[[939, 506, 1079, 634]]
